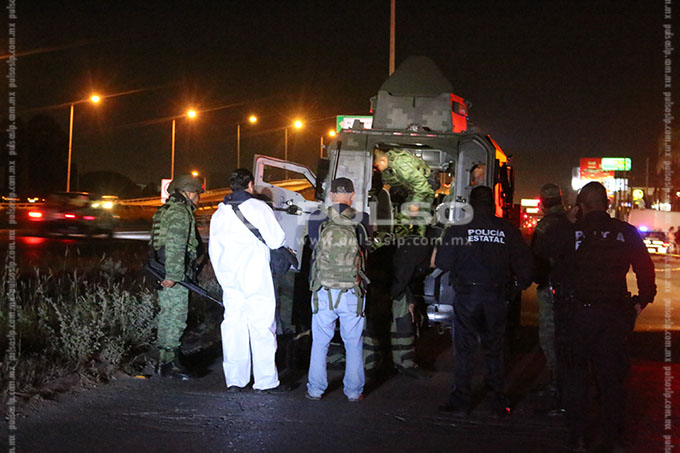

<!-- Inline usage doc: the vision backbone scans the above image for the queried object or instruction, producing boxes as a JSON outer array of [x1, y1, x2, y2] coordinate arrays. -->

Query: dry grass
[[0, 255, 157, 404]]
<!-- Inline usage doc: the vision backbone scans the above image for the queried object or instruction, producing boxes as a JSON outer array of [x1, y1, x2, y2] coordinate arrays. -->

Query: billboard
[[579, 158, 614, 180], [336, 115, 373, 132], [601, 157, 632, 171]]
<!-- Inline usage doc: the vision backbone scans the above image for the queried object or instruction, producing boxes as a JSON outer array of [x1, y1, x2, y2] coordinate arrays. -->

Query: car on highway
[[27, 192, 119, 237], [640, 230, 670, 254]]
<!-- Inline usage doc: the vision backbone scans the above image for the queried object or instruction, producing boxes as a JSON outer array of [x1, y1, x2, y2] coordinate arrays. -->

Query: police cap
[[168, 174, 204, 194]]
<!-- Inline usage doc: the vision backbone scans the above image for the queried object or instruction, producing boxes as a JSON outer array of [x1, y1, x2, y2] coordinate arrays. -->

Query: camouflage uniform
[[152, 193, 199, 364], [530, 185, 567, 381], [367, 150, 435, 373], [380, 149, 435, 238]]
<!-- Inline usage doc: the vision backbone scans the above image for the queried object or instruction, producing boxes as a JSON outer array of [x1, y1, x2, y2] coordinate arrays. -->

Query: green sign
[[336, 115, 373, 132], [601, 157, 631, 171]]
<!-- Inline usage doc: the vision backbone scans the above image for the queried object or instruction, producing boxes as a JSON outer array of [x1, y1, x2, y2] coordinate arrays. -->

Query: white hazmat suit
[[209, 196, 286, 390]]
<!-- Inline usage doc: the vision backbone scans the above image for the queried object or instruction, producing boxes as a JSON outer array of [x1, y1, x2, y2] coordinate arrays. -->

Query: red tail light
[[64, 213, 77, 219], [83, 215, 96, 221], [28, 211, 43, 220]]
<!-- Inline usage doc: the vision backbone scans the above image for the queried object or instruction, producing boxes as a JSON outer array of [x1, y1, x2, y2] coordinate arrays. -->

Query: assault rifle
[[144, 259, 223, 307]]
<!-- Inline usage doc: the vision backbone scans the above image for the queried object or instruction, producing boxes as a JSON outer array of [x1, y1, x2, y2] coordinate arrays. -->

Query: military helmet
[[168, 174, 204, 194]]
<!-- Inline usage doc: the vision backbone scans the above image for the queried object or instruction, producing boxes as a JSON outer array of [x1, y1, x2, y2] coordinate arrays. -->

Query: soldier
[[436, 186, 532, 416], [371, 147, 436, 378], [372, 147, 435, 238], [150, 174, 204, 380], [536, 182, 656, 451], [530, 183, 569, 406]]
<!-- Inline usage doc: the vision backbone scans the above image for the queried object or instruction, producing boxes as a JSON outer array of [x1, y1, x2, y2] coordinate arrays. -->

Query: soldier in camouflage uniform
[[151, 174, 204, 380], [370, 148, 435, 378], [373, 148, 435, 238], [530, 183, 568, 399]]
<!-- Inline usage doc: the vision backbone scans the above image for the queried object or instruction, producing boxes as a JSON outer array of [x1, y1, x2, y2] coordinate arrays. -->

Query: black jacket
[[535, 210, 656, 305], [531, 207, 569, 287], [435, 210, 533, 291]]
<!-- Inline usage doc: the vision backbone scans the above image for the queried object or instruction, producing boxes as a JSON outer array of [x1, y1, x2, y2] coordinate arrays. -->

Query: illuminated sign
[[336, 115, 373, 132], [632, 189, 644, 200], [601, 157, 632, 171], [579, 158, 614, 180], [520, 198, 540, 207]]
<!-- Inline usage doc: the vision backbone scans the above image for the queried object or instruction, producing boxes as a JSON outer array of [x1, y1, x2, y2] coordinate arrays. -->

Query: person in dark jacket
[[435, 186, 532, 416], [531, 183, 569, 402], [536, 181, 656, 452]]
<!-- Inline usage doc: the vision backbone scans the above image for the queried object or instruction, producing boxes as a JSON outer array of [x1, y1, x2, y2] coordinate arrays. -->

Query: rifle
[[144, 259, 223, 307]]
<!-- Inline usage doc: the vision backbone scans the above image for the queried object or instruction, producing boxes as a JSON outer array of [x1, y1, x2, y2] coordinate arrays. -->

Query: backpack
[[310, 206, 368, 316]]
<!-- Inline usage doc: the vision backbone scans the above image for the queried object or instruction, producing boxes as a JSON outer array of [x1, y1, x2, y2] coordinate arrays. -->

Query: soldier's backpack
[[310, 206, 368, 316]]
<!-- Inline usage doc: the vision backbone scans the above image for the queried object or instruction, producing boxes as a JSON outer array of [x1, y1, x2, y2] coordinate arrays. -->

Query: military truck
[[251, 56, 516, 328]]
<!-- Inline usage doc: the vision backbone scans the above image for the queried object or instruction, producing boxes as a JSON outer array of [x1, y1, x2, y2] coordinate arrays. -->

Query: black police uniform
[[537, 210, 656, 445], [435, 205, 532, 410]]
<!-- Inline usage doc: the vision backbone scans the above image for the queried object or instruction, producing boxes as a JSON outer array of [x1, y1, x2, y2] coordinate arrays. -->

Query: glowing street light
[[328, 130, 336, 137], [284, 119, 304, 165], [67, 93, 102, 191], [237, 114, 258, 169], [171, 108, 198, 180], [191, 170, 199, 177]]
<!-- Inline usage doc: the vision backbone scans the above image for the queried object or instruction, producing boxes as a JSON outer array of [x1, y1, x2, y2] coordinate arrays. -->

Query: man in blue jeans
[[306, 177, 370, 402]]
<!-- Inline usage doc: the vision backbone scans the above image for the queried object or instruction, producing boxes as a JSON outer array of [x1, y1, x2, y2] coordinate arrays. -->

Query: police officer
[[151, 174, 204, 380], [530, 183, 568, 402], [371, 147, 435, 378], [536, 182, 656, 451], [436, 186, 532, 416]]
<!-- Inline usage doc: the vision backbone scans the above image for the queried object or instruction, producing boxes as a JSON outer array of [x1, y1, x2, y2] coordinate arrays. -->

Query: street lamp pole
[[171, 109, 197, 180], [284, 127, 288, 163], [66, 94, 101, 192], [66, 103, 75, 191], [171, 118, 176, 180], [237, 123, 241, 169]]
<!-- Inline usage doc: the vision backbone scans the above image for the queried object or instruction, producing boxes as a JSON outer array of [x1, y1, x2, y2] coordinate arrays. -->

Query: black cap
[[469, 186, 494, 207], [330, 177, 354, 194]]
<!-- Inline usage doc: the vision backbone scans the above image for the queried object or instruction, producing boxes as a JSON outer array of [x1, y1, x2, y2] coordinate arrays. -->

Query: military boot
[[156, 349, 192, 380]]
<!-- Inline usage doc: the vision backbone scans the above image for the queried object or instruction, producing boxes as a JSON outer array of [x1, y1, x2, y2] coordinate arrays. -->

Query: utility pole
[[389, 0, 395, 75]]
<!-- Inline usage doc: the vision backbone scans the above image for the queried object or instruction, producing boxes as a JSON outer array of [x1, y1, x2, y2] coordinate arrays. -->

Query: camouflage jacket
[[381, 149, 435, 204], [151, 193, 199, 282]]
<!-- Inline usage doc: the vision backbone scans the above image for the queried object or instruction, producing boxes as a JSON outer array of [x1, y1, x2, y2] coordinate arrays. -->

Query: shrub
[[0, 256, 158, 402]]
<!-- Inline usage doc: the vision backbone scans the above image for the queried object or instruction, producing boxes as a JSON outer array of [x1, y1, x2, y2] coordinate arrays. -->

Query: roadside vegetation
[[0, 253, 158, 409]]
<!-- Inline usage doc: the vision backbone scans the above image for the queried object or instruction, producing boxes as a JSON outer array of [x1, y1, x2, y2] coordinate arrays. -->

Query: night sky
[[10, 0, 675, 200]]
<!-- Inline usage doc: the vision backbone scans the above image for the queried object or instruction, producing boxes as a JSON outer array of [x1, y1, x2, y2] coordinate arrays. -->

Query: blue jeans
[[307, 288, 365, 399]]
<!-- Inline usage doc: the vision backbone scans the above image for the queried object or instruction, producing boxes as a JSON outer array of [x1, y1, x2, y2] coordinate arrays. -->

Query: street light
[[67, 93, 102, 191], [284, 119, 304, 163], [191, 170, 207, 190], [320, 129, 336, 158], [237, 114, 258, 169], [171, 108, 198, 180]]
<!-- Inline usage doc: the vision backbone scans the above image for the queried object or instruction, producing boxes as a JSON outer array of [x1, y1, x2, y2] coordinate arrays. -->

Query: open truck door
[[252, 154, 320, 269]]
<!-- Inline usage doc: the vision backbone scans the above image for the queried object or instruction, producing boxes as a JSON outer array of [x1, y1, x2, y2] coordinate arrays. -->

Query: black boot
[[156, 349, 192, 380]]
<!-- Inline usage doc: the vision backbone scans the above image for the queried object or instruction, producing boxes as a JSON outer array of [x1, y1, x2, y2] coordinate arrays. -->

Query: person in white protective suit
[[209, 168, 287, 392]]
